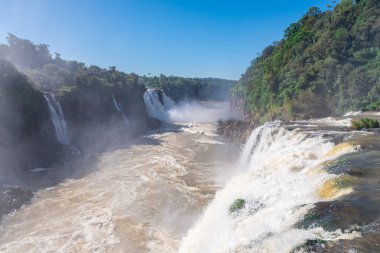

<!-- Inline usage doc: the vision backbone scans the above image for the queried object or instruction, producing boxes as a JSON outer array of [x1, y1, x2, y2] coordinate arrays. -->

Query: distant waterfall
[[44, 93, 70, 145], [112, 94, 129, 126], [112, 94, 122, 112], [143, 89, 175, 121]]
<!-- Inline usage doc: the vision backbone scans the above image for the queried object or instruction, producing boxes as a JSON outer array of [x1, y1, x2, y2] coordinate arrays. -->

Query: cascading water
[[143, 89, 175, 121], [1, 104, 379, 252], [44, 93, 70, 146], [112, 94, 129, 126], [112, 94, 122, 112], [143, 89, 226, 123], [0, 102, 235, 253], [179, 121, 359, 253], [162, 92, 175, 109]]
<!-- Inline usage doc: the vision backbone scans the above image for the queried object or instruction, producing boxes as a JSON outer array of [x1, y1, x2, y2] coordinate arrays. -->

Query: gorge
[[0, 0, 380, 252]]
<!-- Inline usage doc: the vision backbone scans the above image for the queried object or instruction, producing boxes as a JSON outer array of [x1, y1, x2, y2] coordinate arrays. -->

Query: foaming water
[[0, 103, 237, 253], [143, 89, 228, 123], [2, 110, 379, 252], [143, 89, 175, 122], [179, 121, 359, 253]]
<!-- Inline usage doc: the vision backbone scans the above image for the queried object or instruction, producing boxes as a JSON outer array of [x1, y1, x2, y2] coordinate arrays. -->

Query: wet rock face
[[155, 89, 164, 106], [147, 117, 162, 130], [0, 186, 33, 218], [217, 119, 255, 143]]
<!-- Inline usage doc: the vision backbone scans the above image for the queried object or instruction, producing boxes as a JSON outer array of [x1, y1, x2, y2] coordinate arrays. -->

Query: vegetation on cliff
[[0, 34, 234, 130], [139, 75, 235, 102], [231, 0, 380, 122], [0, 59, 61, 180], [0, 35, 154, 183], [0, 34, 233, 177], [0, 35, 152, 135], [0, 59, 49, 138]]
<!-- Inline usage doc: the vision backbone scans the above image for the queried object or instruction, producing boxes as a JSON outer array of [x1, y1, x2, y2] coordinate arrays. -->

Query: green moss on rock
[[229, 198, 246, 213]]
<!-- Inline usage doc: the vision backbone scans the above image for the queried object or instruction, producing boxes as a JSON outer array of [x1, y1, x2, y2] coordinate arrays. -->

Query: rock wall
[[217, 119, 255, 144]]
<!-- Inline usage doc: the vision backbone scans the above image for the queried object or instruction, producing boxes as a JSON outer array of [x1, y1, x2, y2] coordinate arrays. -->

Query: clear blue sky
[[0, 0, 333, 79]]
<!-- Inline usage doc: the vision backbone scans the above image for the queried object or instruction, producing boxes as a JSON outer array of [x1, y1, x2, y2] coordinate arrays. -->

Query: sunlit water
[[1, 107, 380, 253], [0, 102, 238, 253]]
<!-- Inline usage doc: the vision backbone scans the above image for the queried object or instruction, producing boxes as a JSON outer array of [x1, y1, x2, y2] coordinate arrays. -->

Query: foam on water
[[0, 119, 234, 253], [143, 89, 175, 122], [308, 117, 352, 127], [143, 89, 227, 123], [179, 122, 358, 253], [344, 111, 362, 117]]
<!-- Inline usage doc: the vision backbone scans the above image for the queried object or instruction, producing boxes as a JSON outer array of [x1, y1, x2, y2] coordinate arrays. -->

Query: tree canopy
[[231, 0, 380, 122]]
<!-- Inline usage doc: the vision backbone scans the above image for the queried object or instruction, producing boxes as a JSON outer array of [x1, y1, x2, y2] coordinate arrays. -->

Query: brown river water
[[0, 105, 379, 253]]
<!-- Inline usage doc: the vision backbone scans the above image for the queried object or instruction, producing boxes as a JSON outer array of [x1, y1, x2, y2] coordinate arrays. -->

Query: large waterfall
[[143, 89, 226, 123], [179, 121, 359, 253], [44, 93, 70, 146], [143, 89, 175, 122]]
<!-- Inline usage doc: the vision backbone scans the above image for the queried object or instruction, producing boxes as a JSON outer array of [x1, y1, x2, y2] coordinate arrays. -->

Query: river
[[0, 103, 379, 252]]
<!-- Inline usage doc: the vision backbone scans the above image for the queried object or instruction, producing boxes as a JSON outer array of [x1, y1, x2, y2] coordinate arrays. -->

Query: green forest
[[0, 34, 234, 177], [140, 75, 235, 101], [231, 0, 380, 122], [0, 34, 233, 103]]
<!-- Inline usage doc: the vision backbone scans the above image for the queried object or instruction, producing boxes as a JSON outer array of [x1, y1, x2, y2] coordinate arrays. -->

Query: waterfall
[[44, 93, 70, 146], [143, 89, 175, 121], [180, 122, 358, 253], [112, 94, 122, 112], [112, 94, 129, 127], [162, 92, 175, 109], [238, 121, 281, 167]]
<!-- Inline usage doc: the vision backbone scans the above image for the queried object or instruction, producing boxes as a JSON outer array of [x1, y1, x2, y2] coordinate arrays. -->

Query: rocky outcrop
[[229, 91, 250, 120], [0, 59, 63, 177], [0, 186, 33, 218], [217, 119, 255, 143]]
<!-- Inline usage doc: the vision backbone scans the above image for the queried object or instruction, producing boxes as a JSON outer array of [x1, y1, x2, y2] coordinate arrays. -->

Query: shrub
[[351, 118, 379, 130], [365, 101, 380, 111], [229, 198, 246, 213]]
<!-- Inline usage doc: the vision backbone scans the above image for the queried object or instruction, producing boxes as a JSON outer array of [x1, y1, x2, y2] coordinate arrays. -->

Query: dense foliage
[[0, 34, 234, 176], [0, 35, 153, 176], [0, 35, 150, 131], [139, 75, 235, 102], [229, 198, 246, 213], [0, 59, 50, 140], [0, 34, 234, 126], [232, 0, 380, 122], [351, 118, 380, 130], [0, 59, 60, 176]]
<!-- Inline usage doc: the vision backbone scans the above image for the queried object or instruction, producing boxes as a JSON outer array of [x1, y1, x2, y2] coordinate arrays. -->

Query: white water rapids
[[179, 121, 359, 253], [0, 99, 362, 252], [143, 89, 225, 123], [0, 102, 236, 253]]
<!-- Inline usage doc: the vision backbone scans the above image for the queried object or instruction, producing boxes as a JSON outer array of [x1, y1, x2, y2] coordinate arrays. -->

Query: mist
[[168, 101, 229, 123]]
